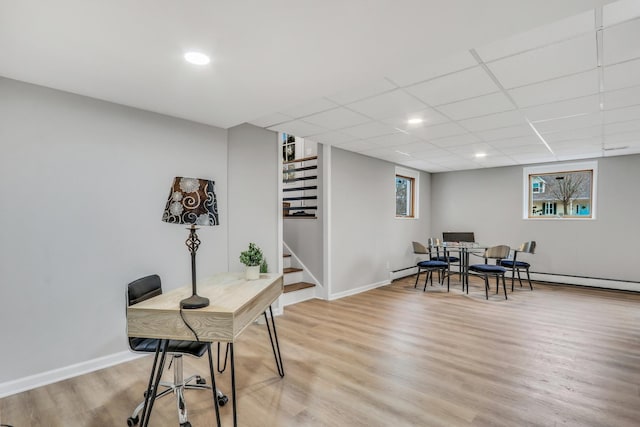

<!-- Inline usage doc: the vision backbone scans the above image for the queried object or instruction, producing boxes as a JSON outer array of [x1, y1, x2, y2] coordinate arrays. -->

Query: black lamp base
[[180, 294, 210, 309]]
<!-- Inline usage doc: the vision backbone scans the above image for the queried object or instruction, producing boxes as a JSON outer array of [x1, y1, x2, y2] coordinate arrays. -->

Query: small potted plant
[[239, 242, 263, 280]]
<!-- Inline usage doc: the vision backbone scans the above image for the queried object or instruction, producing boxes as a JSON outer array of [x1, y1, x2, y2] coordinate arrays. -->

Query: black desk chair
[[126, 275, 227, 427], [500, 241, 536, 291], [468, 245, 510, 300]]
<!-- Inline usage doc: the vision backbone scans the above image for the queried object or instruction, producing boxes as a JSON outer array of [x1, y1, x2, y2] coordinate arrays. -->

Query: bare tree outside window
[[527, 167, 594, 218]]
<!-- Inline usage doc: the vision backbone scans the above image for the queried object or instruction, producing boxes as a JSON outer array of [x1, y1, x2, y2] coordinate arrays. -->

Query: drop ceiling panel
[[341, 121, 399, 139], [473, 155, 518, 168], [475, 125, 536, 142], [604, 104, 640, 123], [524, 94, 600, 123], [279, 98, 338, 118], [604, 119, 640, 134], [603, 85, 640, 110], [346, 89, 428, 120], [405, 66, 499, 106], [509, 70, 599, 108], [486, 34, 597, 89], [386, 51, 478, 87], [497, 144, 551, 155], [602, 19, 640, 65], [410, 121, 467, 140], [487, 136, 542, 148], [458, 110, 526, 132], [606, 1, 640, 26], [382, 108, 449, 130], [430, 132, 481, 148], [534, 112, 602, 134], [364, 132, 421, 147], [332, 139, 378, 152], [303, 107, 371, 129], [541, 125, 602, 143], [475, 10, 595, 62], [437, 92, 514, 120], [267, 119, 327, 137], [390, 141, 443, 155], [402, 159, 447, 171], [326, 79, 397, 105], [603, 58, 640, 91], [248, 112, 293, 127], [603, 130, 640, 143], [307, 130, 357, 145], [510, 153, 557, 164]]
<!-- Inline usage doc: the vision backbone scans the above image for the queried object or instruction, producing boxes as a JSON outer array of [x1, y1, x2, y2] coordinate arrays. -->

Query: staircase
[[281, 252, 317, 306]]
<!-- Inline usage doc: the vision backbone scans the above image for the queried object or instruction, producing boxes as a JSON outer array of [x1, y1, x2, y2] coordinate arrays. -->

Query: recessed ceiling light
[[184, 51, 211, 65], [475, 153, 487, 158], [407, 118, 423, 125]]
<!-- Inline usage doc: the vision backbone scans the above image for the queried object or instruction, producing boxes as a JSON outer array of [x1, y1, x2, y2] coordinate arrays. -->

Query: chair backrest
[[484, 245, 510, 260], [128, 274, 163, 307], [412, 241, 428, 254], [442, 232, 475, 243], [518, 241, 536, 254]]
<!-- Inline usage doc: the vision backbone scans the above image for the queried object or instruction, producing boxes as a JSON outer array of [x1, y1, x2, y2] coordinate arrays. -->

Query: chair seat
[[469, 264, 507, 273], [129, 337, 208, 357], [417, 260, 448, 268], [431, 256, 460, 262], [500, 260, 530, 268]]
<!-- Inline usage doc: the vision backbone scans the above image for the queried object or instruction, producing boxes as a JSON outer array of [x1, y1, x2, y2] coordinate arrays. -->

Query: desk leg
[[140, 339, 169, 427], [206, 344, 222, 427], [263, 306, 285, 377], [217, 342, 230, 373], [230, 343, 237, 427], [464, 250, 470, 294]]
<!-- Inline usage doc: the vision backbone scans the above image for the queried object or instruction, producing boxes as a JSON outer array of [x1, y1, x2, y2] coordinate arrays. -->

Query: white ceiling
[[3, 0, 640, 172]]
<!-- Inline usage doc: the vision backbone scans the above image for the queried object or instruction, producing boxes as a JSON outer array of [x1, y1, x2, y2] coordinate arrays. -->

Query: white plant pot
[[245, 265, 260, 280]]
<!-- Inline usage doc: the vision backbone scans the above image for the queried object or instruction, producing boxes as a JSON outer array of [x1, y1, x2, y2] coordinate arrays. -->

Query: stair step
[[283, 253, 291, 258], [284, 267, 303, 274], [284, 282, 315, 293]]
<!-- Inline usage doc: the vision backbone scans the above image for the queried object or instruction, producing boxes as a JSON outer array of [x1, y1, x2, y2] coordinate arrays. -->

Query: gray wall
[[283, 147, 323, 283], [227, 124, 279, 274], [0, 77, 228, 383], [330, 148, 431, 295], [431, 155, 640, 282]]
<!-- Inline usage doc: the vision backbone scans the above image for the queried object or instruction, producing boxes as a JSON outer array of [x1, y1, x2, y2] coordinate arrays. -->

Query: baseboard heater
[[390, 267, 640, 292]]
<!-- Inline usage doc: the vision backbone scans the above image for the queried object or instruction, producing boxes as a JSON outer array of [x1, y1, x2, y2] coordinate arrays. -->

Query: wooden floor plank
[[1, 277, 639, 426]]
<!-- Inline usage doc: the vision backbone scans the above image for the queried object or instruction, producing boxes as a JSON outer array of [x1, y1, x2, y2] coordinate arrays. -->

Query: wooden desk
[[127, 272, 284, 427]]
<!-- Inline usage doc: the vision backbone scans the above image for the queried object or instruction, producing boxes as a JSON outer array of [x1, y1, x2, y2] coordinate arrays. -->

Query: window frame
[[523, 161, 597, 220], [395, 167, 420, 219]]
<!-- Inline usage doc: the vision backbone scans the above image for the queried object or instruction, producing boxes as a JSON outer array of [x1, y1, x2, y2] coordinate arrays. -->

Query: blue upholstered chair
[[412, 241, 449, 292], [468, 245, 511, 300], [500, 241, 536, 291], [427, 237, 461, 281]]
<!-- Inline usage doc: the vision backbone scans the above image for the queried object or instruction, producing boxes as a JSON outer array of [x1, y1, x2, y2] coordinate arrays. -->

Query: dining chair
[[427, 237, 461, 281], [412, 241, 449, 292], [126, 275, 227, 427], [468, 245, 511, 300], [500, 241, 536, 291]]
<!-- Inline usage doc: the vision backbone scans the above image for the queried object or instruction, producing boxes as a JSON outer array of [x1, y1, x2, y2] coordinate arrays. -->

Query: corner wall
[[330, 148, 431, 297], [430, 155, 640, 286], [0, 77, 229, 388]]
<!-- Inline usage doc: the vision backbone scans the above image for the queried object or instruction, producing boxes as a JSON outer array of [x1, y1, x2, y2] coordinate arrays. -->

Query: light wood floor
[[2, 276, 639, 427]]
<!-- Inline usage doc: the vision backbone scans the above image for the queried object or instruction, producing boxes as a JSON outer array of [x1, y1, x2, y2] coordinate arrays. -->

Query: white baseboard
[[328, 279, 390, 300], [530, 273, 640, 292], [0, 351, 144, 399]]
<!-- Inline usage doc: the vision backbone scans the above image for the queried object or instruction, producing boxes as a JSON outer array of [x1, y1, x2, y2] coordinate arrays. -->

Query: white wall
[[431, 155, 640, 285], [330, 148, 431, 296], [0, 77, 228, 385], [227, 124, 279, 274]]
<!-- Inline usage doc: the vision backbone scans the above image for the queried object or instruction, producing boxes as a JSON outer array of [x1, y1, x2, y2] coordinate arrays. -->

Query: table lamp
[[162, 177, 219, 309]]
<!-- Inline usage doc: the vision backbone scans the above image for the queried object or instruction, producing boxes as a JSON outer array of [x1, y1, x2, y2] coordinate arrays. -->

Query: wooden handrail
[[283, 155, 318, 165]]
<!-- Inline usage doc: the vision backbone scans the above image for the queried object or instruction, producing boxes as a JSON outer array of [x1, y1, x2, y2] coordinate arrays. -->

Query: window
[[523, 161, 597, 219], [395, 175, 414, 217]]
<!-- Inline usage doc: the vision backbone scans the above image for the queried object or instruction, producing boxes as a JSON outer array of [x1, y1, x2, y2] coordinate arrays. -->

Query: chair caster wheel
[[180, 422, 192, 427], [127, 415, 139, 426], [218, 394, 229, 406], [196, 376, 206, 385]]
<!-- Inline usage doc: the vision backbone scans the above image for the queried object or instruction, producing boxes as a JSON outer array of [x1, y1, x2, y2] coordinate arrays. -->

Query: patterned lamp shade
[[162, 177, 219, 226]]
